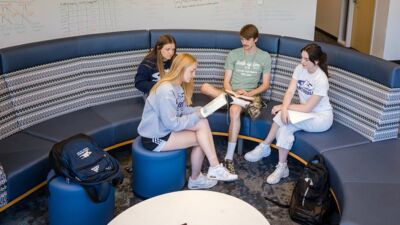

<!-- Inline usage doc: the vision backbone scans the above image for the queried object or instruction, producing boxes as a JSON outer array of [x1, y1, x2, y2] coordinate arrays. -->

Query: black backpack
[[264, 155, 331, 225], [289, 154, 331, 225], [49, 134, 124, 203]]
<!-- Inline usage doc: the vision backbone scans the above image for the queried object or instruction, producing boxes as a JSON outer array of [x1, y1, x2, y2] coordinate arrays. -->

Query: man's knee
[[229, 105, 242, 119], [200, 83, 212, 94]]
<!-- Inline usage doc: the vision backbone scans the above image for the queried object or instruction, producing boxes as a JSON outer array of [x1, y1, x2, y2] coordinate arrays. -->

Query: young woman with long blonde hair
[[138, 53, 238, 189]]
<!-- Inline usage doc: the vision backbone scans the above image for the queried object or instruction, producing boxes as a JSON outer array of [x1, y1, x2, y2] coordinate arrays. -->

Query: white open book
[[225, 89, 254, 108], [288, 110, 315, 124], [225, 89, 255, 101], [200, 93, 227, 118]]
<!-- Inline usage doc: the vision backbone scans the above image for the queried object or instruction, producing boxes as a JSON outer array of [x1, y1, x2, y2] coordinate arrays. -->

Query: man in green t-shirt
[[200, 24, 272, 174]]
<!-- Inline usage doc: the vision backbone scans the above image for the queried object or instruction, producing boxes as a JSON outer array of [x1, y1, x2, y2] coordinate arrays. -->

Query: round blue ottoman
[[132, 136, 186, 199], [47, 171, 115, 225]]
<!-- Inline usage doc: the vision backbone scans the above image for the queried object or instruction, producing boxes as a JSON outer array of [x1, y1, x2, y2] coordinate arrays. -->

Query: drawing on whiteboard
[[174, 0, 218, 9], [0, 0, 43, 35], [0, 0, 317, 49], [0, 0, 35, 25], [59, 0, 117, 36]]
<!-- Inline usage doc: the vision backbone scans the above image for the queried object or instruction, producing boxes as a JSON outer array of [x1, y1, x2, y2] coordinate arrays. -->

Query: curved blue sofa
[[1, 29, 399, 225]]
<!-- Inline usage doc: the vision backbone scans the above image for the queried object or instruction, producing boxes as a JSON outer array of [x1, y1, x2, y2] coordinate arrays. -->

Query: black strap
[[261, 99, 267, 108], [225, 94, 231, 125], [264, 196, 290, 208]]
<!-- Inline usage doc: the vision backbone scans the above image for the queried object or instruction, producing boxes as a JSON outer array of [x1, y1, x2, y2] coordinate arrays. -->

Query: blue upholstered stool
[[132, 136, 186, 198], [47, 171, 115, 225]]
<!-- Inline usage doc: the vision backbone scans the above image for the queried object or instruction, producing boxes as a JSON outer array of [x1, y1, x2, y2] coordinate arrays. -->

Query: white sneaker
[[267, 162, 289, 184], [244, 143, 271, 162], [207, 164, 238, 181], [188, 173, 218, 189]]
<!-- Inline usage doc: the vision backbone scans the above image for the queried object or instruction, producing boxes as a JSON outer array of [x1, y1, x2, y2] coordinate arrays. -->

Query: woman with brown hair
[[245, 43, 333, 185], [135, 34, 177, 95]]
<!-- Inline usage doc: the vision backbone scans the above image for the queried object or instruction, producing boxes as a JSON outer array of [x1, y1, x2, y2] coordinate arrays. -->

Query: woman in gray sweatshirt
[[138, 53, 238, 190]]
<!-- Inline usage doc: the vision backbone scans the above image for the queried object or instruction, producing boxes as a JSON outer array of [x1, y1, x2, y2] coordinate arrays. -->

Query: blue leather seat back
[[0, 37, 79, 74], [0, 54, 3, 74], [0, 31, 150, 74], [151, 29, 241, 50], [150, 29, 280, 54], [77, 30, 150, 56]]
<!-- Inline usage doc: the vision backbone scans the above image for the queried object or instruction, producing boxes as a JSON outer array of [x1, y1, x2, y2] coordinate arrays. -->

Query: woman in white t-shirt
[[244, 43, 333, 184]]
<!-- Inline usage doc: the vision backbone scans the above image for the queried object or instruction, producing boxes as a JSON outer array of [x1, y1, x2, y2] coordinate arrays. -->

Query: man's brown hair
[[240, 24, 259, 39]]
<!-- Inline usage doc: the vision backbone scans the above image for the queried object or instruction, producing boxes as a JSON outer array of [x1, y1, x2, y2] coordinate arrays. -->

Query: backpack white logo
[[302, 177, 314, 206], [91, 165, 100, 173], [77, 147, 92, 159], [304, 177, 314, 186]]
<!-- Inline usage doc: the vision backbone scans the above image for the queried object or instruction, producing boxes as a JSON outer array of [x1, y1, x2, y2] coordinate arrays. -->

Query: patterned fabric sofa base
[[0, 163, 7, 208]]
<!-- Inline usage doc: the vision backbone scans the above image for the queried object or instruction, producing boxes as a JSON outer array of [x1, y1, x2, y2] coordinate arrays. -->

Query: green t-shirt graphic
[[224, 47, 271, 91]]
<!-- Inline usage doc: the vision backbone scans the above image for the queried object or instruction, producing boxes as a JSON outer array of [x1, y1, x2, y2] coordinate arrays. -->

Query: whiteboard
[[0, 0, 317, 49]]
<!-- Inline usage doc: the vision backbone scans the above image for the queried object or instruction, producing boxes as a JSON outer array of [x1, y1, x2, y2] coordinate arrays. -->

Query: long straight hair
[[145, 34, 176, 79], [151, 53, 197, 105], [301, 43, 329, 77]]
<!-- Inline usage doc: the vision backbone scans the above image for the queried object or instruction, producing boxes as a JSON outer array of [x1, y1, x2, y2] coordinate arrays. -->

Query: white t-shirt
[[292, 64, 332, 113]]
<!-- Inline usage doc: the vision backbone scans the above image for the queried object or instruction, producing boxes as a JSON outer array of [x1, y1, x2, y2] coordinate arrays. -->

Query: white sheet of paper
[[200, 93, 227, 118], [288, 110, 315, 124]]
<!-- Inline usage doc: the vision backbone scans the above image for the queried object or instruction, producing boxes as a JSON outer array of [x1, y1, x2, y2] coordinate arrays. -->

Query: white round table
[[109, 190, 270, 225]]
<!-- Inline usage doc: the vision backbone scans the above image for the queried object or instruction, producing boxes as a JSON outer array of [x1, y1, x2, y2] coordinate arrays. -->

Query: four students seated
[[136, 24, 332, 189]]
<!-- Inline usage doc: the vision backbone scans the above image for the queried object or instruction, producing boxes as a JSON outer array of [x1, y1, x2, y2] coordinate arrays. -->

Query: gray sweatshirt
[[137, 82, 201, 138]]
